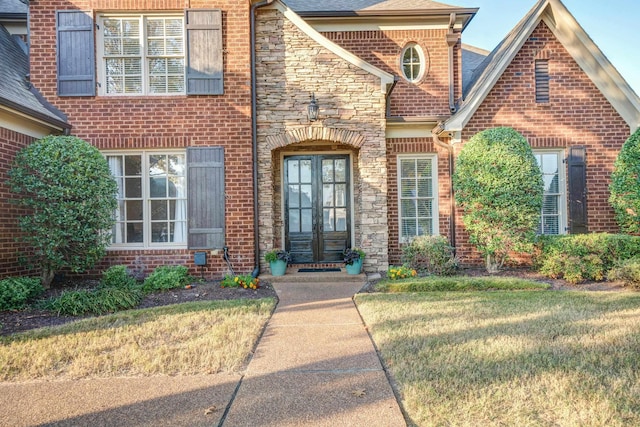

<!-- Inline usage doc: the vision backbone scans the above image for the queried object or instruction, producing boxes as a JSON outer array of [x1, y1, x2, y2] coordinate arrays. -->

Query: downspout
[[432, 123, 456, 252], [385, 76, 399, 117], [250, 0, 273, 278], [446, 13, 459, 114]]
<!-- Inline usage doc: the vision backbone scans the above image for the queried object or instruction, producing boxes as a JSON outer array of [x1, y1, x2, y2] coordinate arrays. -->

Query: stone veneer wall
[[255, 8, 389, 273]]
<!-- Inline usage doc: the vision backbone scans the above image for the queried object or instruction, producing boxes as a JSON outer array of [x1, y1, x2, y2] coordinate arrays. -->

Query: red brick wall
[[455, 21, 630, 264], [323, 29, 460, 118], [0, 128, 35, 279], [29, 1, 255, 278]]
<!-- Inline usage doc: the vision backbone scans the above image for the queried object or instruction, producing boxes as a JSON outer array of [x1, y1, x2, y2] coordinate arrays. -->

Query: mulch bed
[[0, 279, 278, 337]]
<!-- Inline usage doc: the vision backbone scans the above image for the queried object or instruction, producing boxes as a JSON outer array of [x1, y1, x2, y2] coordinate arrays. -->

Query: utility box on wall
[[194, 252, 207, 266]]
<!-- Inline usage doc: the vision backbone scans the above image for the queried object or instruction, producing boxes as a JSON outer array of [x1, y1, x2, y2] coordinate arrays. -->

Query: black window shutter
[[187, 147, 225, 249], [567, 146, 588, 234], [56, 10, 95, 96], [535, 60, 549, 103], [185, 9, 223, 95]]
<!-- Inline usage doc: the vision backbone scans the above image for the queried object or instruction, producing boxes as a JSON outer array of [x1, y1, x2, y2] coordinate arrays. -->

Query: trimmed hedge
[[534, 233, 640, 284]]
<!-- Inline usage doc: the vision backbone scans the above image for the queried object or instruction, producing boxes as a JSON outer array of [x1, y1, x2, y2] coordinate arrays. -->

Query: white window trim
[[400, 42, 426, 83], [533, 149, 567, 235], [96, 12, 186, 97], [105, 149, 188, 250], [397, 154, 439, 243]]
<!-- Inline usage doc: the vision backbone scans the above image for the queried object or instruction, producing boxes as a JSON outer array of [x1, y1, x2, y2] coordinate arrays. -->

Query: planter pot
[[269, 260, 287, 276], [345, 259, 363, 275]]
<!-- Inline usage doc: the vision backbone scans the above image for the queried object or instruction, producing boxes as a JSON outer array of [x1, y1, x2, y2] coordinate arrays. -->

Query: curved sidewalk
[[221, 278, 406, 426]]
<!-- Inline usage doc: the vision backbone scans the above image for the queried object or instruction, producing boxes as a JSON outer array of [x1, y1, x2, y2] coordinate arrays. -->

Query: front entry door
[[285, 155, 350, 263]]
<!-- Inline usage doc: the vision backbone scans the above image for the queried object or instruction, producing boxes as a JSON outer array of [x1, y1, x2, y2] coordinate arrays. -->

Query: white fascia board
[[272, 1, 395, 92], [543, 4, 640, 131]]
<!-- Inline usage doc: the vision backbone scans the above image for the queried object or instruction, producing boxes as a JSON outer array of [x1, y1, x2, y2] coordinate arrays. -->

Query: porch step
[[260, 270, 366, 284]]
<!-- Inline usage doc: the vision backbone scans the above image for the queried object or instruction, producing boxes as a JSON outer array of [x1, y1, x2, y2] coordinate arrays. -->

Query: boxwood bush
[[0, 277, 45, 311], [608, 258, 640, 289], [534, 233, 640, 284], [402, 235, 458, 276]]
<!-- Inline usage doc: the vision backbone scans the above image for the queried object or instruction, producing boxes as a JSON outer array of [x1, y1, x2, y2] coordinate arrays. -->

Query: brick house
[[2, 0, 639, 279], [255, 0, 640, 272], [0, 0, 71, 278]]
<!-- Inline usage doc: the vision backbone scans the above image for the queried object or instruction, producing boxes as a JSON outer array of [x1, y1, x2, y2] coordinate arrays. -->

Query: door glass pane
[[335, 208, 347, 231], [288, 186, 300, 208], [300, 184, 312, 208], [323, 184, 334, 207], [301, 209, 312, 232], [288, 209, 300, 233], [335, 159, 346, 182], [323, 208, 334, 231], [335, 184, 346, 207], [322, 160, 334, 183], [288, 160, 299, 184], [300, 160, 312, 183]]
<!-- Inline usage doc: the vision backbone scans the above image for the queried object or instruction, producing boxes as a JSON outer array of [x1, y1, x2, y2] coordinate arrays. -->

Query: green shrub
[[0, 278, 45, 310], [453, 127, 543, 273], [402, 235, 458, 276], [609, 128, 640, 233], [6, 136, 118, 288], [608, 258, 640, 289], [99, 265, 138, 289], [142, 265, 192, 293], [41, 286, 142, 316], [534, 233, 640, 284]]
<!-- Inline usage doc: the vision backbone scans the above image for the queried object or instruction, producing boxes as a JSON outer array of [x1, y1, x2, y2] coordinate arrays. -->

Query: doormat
[[297, 268, 342, 273]]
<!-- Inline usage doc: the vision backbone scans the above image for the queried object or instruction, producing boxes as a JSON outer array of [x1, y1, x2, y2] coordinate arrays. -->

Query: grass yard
[[356, 290, 640, 427], [0, 298, 275, 381]]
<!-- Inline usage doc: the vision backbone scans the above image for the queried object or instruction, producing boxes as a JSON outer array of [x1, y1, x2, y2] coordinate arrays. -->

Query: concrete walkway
[[221, 278, 406, 426], [0, 277, 406, 426]]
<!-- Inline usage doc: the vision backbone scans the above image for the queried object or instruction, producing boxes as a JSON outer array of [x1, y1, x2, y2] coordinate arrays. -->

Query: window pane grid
[[102, 15, 184, 95], [108, 152, 187, 247], [535, 152, 563, 235], [399, 158, 435, 240]]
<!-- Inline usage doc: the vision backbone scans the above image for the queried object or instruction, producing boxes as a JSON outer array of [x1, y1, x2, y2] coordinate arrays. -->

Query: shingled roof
[[0, 0, 27, 18], [0, 24, 70, 131], [285, 0, 476, 18]]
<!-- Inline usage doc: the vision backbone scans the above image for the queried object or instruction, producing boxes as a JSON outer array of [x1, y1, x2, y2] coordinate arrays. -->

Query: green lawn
[[356, 291, 640, 427]]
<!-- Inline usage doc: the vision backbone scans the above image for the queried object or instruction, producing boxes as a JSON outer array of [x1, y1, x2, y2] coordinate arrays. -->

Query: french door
[[284, 155, 351, 263]]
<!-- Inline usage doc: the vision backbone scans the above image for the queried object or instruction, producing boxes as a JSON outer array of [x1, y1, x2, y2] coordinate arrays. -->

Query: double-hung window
[[398, 155, 438, 242], [534, 150, 566, 235], [99, 14, 185, 95], [107, 151, 187, 247]]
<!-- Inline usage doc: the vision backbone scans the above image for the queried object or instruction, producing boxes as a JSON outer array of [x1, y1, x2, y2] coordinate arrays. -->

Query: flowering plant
[[221, 274, 260, 290], [387, 265, 417, 280], [343, 247, 365, 265]]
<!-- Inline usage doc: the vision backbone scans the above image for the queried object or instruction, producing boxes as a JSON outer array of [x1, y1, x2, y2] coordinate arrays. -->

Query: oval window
[[401, 43, 425, 83]]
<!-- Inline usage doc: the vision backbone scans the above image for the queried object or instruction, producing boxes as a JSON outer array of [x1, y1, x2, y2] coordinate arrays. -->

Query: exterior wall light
[[308, 93, 319, 122]]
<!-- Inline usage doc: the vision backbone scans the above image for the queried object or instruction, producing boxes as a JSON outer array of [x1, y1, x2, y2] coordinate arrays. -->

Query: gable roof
[[446, 0, 640, 132], [0, 24, 70, 132]]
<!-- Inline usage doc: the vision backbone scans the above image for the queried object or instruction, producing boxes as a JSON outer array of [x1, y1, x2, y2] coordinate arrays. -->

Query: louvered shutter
[[188, 147, 225, 249], [567, 146, 588, 234], [185, 9, 223, 95], [56, 10, 95, 96], [535, 60, 549, 103]]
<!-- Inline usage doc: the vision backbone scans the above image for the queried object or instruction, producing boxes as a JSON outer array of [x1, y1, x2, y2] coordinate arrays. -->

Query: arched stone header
[[266, 126, 366, 150]]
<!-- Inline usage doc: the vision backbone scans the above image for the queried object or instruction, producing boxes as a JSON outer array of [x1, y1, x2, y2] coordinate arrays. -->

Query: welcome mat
[[297, 268, 342, 273]]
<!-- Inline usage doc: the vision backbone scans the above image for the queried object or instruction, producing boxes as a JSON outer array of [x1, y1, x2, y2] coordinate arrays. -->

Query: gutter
[[431, 123, 456, 252], [250, 0, 274, 278], [446, 13, 459, 114]]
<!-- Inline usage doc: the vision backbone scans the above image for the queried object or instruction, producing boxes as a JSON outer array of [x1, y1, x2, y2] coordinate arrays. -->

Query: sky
[[450, 0, 639, 96]]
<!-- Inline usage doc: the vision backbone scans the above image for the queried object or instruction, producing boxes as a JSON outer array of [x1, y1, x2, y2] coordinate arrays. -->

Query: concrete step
[[260, 270, 366, 284]]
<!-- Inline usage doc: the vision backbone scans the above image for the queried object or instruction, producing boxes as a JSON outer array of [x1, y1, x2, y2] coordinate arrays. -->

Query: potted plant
[[265, 249, 291, 276], [343, 247, 365, 275]]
